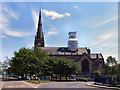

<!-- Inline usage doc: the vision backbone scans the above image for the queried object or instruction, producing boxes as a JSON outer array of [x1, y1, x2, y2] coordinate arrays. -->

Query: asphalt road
[[37, 82, 112, 90], [38, 82, 95, 88], [1, 80, 113, 89]]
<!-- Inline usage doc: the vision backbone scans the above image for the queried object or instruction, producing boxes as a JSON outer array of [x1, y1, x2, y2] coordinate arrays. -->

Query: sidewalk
[[86, 82, 120, 89]]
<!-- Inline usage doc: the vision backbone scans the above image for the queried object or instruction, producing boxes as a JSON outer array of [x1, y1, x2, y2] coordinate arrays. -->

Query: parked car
[[70, 75, 76, 81]]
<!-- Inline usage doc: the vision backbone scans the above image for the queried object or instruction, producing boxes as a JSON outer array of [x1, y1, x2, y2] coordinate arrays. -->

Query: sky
[[1, 2, 119, 63]]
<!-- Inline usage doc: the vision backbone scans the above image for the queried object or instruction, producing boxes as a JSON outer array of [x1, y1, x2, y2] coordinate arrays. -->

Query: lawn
[[26, 80, 56, 83]]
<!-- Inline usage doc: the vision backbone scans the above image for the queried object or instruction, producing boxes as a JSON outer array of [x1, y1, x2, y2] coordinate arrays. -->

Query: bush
[[76, 77, 90, 81]]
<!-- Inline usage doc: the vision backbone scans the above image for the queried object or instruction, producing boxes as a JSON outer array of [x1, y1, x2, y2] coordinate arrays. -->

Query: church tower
[[68, 32, 78, 52], [34, 9, 45, 47]]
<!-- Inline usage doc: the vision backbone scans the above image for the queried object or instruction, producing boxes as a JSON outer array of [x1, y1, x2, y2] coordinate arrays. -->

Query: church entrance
[[82, 59, 89, 73]]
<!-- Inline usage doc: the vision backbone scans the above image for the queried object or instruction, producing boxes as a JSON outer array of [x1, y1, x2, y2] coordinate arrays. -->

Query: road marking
[[37, 83, 50, 88], [22, 81, 33, 88], [0, 82, 5, 89], [4, 85, 29, 88], [35, 84, 39, 88], [22, 81, 38, 88]]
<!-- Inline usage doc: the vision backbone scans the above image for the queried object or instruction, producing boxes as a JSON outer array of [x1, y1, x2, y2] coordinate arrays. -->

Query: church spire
[[34, 9, 45, 47], [37, 9, 42, 39], [39, 9, 42, 26]]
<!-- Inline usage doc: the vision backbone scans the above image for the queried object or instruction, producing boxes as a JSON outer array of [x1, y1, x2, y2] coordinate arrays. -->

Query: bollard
[[38, 78, 40, 83]]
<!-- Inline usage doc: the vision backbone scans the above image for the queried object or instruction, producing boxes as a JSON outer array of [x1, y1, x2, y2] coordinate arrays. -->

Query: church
[[34, 10, 105, 75]]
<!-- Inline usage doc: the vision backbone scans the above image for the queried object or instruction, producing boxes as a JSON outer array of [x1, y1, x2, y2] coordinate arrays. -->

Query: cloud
[[47, 31, 57, 35], [65, 13, 71, 16], [26, 43, 34, 48], [31, 9, 39, 30], [1, 8, 32, 37], [81, 16, 117, 29], [98, 33, 113, 42], [90, 31, 118, 62], [3, 8, 18, 20], [96, 16, 117, 28], [91, 32, 116, 47], [100, 17, 117, 25], [2, 28, 32, 37], [42, 9, 70, 19], [47, 28, 58, 35], [45, 28, 58, 40], [73, 6, 78, 8], [1, 35, 6, 38]]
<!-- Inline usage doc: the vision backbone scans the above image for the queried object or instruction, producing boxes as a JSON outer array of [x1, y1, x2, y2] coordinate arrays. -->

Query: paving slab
[[2, 81, 32, 88], [86, 83, 120, 90]]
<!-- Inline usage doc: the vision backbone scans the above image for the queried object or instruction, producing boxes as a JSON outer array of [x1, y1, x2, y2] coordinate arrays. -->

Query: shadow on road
[[1, 78, 23, 82]]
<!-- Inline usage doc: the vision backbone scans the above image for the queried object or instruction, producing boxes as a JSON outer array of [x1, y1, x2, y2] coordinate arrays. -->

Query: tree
[[8, 47, 79, 81], [9, 47, 49, 79], [54, 57, 79, 81], [10, 47, 37, 79], [41, 56, 79, 81], [106, 56, 117, 66], [33, 47, 48, 77], [105, 56, 118, 77], [1, 57, 10, 78], [42, 56, 57, 80], [117, 64, 120, 77]]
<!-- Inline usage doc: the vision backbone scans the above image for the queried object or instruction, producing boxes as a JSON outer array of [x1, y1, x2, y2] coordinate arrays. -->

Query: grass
[[26, 80, 86, 84], [26, 80, 56, 83]]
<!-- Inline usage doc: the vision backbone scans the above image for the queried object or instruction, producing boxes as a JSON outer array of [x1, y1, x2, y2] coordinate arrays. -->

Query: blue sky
[[1, 2, 119, 63]]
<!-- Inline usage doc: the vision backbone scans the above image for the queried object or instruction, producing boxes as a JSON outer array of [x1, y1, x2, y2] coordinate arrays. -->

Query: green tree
[[117, 64, 120, 77], [8, 46, 79, 81], [55, 57, 79, 81], [106, 56, 117, 66], [33, 47, 48, 76], [105, 56, 118, 77], [42, 56, 57, 80], [10, 47, 37, 79]]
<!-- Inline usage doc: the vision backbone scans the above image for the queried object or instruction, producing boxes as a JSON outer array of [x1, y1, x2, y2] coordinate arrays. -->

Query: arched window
[[82, 59, 89, 72]]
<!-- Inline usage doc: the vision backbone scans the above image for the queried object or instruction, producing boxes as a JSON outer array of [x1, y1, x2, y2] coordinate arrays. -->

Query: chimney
[[96, 54, 99, 59], [87, 48, 91, 55]]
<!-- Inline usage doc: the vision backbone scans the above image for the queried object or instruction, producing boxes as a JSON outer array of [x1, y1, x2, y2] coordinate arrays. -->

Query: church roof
[[40, 47, 88, 55], [39, 47, 103, 60], [90, 54, 103, 59]]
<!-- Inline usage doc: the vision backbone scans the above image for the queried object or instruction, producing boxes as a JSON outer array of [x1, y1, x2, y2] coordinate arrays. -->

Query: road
[[0, 80, 112, 89], [38, 82, 95, 88]]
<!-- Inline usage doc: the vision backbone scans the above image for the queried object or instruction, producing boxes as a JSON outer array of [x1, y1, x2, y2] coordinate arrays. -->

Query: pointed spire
[[34, 9, 45, 47], [39, 9, 42, 25], [37, 9, 42, 38]]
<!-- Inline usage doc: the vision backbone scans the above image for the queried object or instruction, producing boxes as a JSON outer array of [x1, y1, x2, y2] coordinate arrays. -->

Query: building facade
[[34, 10, 105, 75]]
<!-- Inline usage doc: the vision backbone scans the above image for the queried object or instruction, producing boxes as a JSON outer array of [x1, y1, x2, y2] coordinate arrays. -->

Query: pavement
[[86, 82, 120, 90], [1, 81, 37, 88], [0, 77, 39, 89]]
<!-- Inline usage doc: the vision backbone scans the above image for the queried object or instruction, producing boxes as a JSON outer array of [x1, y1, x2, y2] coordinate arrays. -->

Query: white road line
[[22, 81, 34, 88], [37, 83, 50, 88], [35, 84, 40, 88], [0, 82, 5, 90], [22, 81, 38, 88]]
